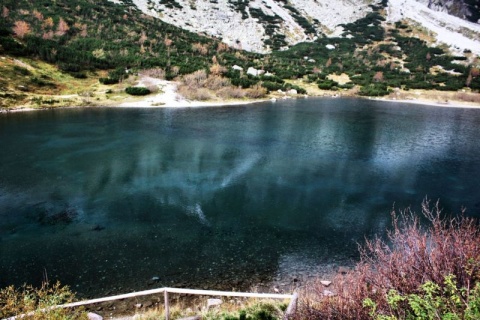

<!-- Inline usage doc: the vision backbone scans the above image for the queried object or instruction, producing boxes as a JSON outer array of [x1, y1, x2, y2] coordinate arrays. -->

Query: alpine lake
[[1, 97, 480, 298]]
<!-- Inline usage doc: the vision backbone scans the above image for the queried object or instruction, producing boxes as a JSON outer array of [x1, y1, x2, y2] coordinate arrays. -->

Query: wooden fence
[[4, 287, 298, 320]]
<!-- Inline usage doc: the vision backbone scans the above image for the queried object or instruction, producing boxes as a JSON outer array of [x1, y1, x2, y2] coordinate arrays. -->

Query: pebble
[[320, 280, 332, 287]]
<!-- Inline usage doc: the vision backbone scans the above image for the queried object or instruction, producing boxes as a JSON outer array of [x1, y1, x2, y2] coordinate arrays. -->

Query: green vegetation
[[0, 0, 479, 108], [125, 86, 151, 96], [297, 199, 480, 319], [364, 275, 480, 320], [135, 299, 288, 320], [0, 281, 87, 319]]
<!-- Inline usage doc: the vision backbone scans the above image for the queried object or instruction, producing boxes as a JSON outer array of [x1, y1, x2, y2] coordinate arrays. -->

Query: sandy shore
[[368, 96, 480, 109], [116, 78, 269, 109]]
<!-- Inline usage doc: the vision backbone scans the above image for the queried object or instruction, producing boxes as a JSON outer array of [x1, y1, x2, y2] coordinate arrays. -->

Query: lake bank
[[2, 76, 480, 113]]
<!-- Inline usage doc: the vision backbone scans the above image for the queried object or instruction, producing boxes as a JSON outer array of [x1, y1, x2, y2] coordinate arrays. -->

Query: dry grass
[[245, 85, 267, 99], [297, 199, 480, 320], [133, 297, 288, 320], [455, 92, 480, 103], [177, 86, 212, 101], [139, 68, 166, 79], [177, 70, 252, 101]]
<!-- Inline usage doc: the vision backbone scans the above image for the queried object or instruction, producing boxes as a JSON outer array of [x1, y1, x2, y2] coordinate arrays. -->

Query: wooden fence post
[[164, 289, 170, 320], [283, 292, 298, 320]]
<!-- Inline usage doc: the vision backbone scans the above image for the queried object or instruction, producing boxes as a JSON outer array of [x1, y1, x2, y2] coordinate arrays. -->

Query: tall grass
[[297, 199, 480, 319], [0, 281, 87, 319]]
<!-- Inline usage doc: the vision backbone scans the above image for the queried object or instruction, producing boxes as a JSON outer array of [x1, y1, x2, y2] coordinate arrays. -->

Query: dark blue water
[[1, 98, 480, 297]]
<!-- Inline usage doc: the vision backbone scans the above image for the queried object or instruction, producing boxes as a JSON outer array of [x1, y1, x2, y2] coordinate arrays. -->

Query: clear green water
[[1, 98, 480, 297]]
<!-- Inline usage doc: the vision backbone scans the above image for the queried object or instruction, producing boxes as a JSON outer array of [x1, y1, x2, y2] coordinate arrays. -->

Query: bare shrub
[[177, 86, 211, 101], [217, 42, 229, 53], [140, 68, 166, 79], [209, 63, 227, 76], [245, 84, 267, 98], [455, 92, 480, 103], [217, 86, 245, 99], [192, 42, 208, 55], [205, 75, 230, 90], [297, 199, 480, 320], [181, 70, 207, 88]]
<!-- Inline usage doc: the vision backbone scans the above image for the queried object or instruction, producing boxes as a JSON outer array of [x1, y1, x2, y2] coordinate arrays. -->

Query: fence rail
[[4, 287, 298, 320]]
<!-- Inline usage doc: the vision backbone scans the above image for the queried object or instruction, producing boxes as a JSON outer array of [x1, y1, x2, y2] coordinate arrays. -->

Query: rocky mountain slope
[[415, 0, 480, 22], [387, 0, 480, 54], [114, 0, 375, 53], [113, 0, 480, 54]]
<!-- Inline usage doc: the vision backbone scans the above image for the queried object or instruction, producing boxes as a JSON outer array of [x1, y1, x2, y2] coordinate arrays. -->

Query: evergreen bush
[[125, 86, 151, 96]]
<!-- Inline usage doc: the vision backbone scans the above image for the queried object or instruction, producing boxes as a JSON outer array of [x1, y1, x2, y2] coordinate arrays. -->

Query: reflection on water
[[1, 98, 480, 297]]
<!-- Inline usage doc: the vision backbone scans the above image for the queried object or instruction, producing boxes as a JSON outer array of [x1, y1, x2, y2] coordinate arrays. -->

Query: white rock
[[232, 65, 243, 71], [207, 298, 223, 308], [246, 67, 264, 76], [320, 280, 332, 287], [287, 89, 298, 95], [326, 44, 335, 50], [87, 313, 103, 320]]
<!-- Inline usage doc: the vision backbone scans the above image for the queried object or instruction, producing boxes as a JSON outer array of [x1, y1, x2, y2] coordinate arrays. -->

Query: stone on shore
[[207, 298, 223, 308], [320, 280, 332, 287], [87, 312, 103, 320]]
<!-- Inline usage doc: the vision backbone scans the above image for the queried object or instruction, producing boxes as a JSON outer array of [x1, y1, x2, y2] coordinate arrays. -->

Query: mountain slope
[[115, 0, 480, 55], [387, 0, 480, 54], [415, 0, 480, 23], [116, 0, 376, 52]]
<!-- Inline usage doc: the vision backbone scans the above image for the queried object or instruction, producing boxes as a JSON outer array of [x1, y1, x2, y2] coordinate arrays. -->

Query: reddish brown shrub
[[204, 75, 230, 90], [217, 86, 245, 99], [13, 21, 31, 39], [55, 18, 69, 36], [297, 199, 480, 320]]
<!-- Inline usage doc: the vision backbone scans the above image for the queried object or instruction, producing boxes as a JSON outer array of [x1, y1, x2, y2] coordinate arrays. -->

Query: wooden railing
[[4, 287, 298, 320]]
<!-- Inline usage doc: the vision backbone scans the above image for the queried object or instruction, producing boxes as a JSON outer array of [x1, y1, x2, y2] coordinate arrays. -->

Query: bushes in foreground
[[297, 199, 480, 319], [0, 281, 87, 319]]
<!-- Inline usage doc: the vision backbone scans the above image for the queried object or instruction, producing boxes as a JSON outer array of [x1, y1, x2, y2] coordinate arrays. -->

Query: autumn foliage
[[297, 199, 480, 319], [13, 20, 30, 38]]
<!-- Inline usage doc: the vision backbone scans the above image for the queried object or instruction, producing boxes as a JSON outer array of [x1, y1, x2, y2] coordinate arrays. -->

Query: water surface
[[1, 98, 480, 297]]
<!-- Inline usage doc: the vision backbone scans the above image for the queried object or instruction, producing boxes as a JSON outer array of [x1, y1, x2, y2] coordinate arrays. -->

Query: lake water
[[1, 98, 480, 298]]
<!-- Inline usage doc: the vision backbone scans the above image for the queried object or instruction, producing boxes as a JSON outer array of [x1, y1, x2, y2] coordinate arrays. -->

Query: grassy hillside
[[0, 0, 479, 109]]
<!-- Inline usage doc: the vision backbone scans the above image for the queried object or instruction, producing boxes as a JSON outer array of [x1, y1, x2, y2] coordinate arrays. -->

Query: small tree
[[13, 21, 30, 39], [2, 6, 9, 18], [373, 71, 384, 82], [55, 18, 69, 36]]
